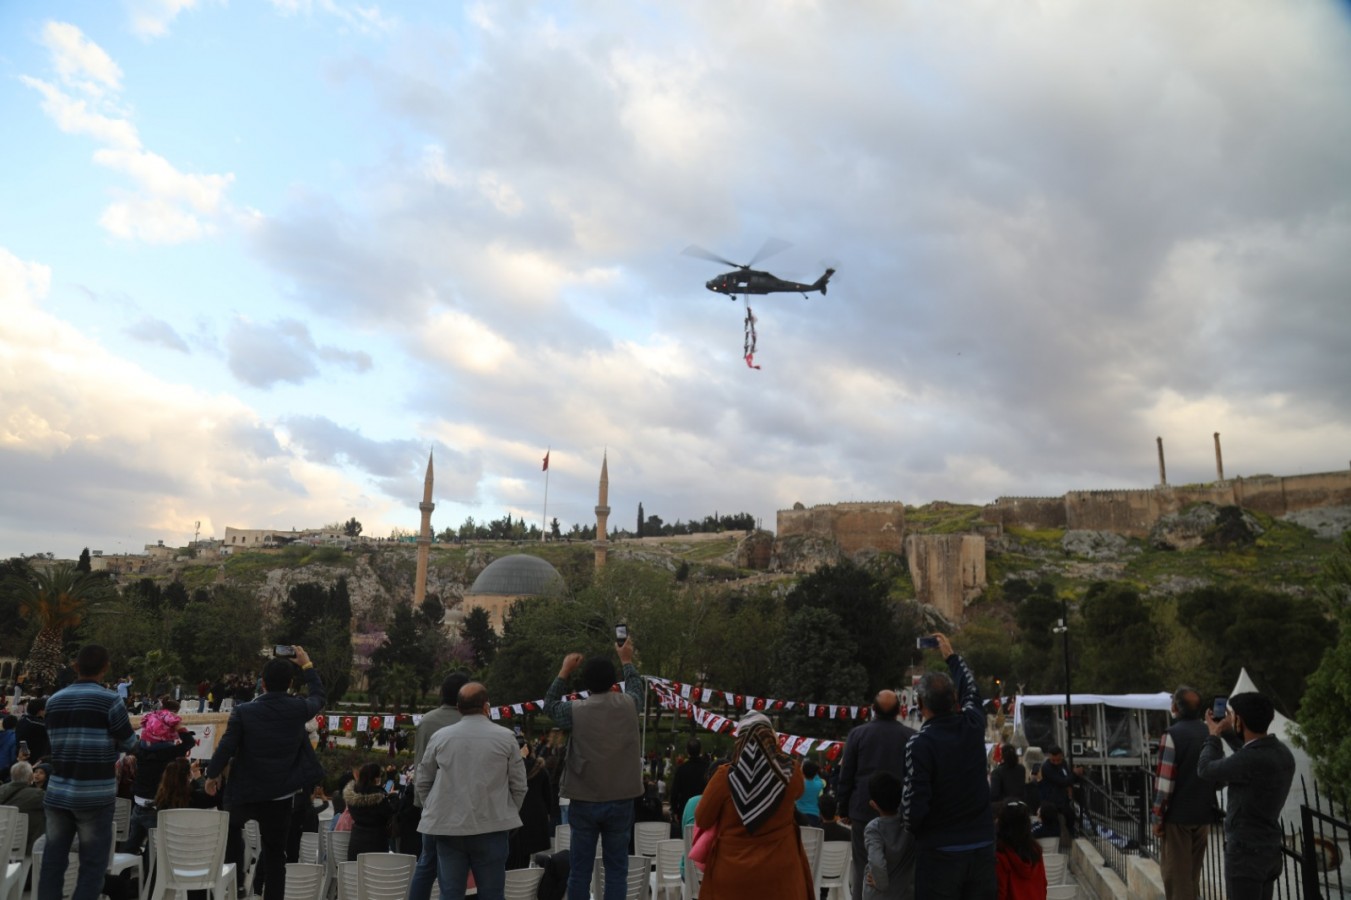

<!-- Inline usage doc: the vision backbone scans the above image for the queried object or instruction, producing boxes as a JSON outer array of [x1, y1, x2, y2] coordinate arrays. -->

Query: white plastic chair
[[114, 797, 133, 843], [816, 841, 850, 900], [151, 808, 236, 900], [799, 826, 823, 892], [243, 819, 262, 892], [107, 830, 145, 900], [593, 854, 647, 900], [145, 828, 157, 899], [355, 852, 415, 900], [653, 839, 683, 900], [504, 865, 544, 900], [284, 861, 326, 900], [298, 831, 321, 865], [325, 831, 352, 898], [0, 815, 27, 900], [634, 821, 667, 862], [1036, 836, 1060, 855], [1043, 851, 1067, 886], [552, 823, 571, 853], [33, 836, 83, 900], [335, 860, 358, 900], [1047, 885, 1077, 900]]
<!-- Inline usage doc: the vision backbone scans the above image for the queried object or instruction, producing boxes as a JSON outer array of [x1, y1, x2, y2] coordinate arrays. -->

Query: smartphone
[[916, 636, 940, 650], [274, 644, 297, 658], [615, 623, 628, 646], [1212, 696, 1227, 720], [18, 741, 28, 757]]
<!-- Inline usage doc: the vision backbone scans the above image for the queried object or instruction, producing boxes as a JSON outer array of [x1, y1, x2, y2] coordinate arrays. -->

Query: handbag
[[334, 808, 354, 832], [688, 823, 716, 872]]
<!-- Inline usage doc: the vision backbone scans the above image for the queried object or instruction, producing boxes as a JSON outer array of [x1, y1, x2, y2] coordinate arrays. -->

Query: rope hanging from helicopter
[[741, 293, 761, 370]]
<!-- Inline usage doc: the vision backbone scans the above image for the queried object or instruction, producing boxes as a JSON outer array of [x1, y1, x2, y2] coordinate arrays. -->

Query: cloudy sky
[[3, 1, 1350, 560]]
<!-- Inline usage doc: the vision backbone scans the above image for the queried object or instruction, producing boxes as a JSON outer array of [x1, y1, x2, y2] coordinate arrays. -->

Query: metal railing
[[1076, 774, 1151, 882]]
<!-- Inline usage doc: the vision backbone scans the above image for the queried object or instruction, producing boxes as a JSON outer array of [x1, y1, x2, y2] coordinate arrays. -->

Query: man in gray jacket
[[407, 671, 471, 900], [416, 682, 526, 900], [544, 637, 643, 900], [1197, 691, 1295, 900]]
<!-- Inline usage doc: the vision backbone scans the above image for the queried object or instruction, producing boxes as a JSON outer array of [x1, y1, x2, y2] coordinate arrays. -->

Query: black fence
[[1081, 771, 1350, 899]]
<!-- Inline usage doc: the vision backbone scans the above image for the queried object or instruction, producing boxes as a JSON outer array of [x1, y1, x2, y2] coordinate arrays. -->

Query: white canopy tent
[[1013, 692, 1173, 767]]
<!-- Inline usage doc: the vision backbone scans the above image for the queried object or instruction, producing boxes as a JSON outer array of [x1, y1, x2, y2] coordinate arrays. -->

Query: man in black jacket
[[838, 688, 915, 900], [1197, 691, 1294, 900], [667, 738, 707, 838], [206, 646, 325, 900], [902, 633, 995, 899]]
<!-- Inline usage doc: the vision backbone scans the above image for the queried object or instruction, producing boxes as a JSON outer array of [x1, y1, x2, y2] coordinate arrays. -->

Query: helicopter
[[682, 238, 835, 369], [683, 238, 834, 299]]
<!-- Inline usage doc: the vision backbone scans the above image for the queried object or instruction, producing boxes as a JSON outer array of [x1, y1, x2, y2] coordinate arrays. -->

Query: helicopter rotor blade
[[682, 244, 742, 268], [747, 237, 792, 267]]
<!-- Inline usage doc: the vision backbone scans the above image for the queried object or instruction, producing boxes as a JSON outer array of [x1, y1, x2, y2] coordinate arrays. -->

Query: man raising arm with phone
[[543, 635, 643, 900]]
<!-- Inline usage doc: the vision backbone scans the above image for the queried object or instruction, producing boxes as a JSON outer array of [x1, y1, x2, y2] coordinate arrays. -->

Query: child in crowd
[[139, 698, 183, 746], [863, 770, 912, 900], [796, 759, 825, 826], [995, 801, 1047, 900]]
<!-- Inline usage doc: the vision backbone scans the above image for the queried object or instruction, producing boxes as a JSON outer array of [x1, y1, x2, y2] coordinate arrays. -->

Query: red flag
[[542, 450, 550, 471]]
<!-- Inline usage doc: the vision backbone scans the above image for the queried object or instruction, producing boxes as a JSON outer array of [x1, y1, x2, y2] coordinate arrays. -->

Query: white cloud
[[23, 22, 234, 244], [265, 0, 394, 35], [0, 246, 403, 555], [40, 21, 123, 96], [18, 76, 139, 150], [125, 0, 201, 39]]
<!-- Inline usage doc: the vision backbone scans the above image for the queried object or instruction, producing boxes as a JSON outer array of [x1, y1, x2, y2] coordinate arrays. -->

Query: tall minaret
[[594, 452, 610, 569], [414, 450, 434, 605]]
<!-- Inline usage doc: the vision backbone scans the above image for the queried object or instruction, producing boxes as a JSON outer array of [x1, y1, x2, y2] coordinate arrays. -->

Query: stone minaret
[[414, 450, 434, 605], [594, 452, 610, 569]]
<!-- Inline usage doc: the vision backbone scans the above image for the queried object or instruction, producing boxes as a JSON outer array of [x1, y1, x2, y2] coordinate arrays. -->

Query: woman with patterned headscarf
[[694, 712, 815, 899]]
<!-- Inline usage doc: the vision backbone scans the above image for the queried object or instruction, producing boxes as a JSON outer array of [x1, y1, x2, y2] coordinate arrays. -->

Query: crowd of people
[[0, 630, 1297, 900]]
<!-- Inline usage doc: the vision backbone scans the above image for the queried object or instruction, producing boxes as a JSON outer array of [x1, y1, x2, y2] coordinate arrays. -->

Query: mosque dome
[[468, 554, 565, 597]]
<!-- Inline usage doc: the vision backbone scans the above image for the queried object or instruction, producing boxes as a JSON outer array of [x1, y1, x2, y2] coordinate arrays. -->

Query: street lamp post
[[1052, 596, 1074, 775]]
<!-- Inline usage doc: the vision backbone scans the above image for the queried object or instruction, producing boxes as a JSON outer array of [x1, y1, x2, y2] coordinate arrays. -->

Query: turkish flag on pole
[[542, 449, 550, 471]]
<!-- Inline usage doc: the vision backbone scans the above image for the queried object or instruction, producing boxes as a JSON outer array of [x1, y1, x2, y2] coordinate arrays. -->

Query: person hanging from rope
[[743, 304, 761, 370]]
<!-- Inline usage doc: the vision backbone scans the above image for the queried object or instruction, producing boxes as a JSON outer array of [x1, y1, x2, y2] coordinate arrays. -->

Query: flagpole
[[541, 448, 550, 542]]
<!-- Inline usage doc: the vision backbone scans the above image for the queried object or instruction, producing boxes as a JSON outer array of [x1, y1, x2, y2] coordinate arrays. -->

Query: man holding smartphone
[[205, 644, 325, 900], [543, 631, 643, 900], [1197, 692, 1295, 900]]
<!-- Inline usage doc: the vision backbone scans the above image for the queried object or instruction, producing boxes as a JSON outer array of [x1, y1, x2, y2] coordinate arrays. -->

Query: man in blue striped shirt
[[40, 644, 136, 900]]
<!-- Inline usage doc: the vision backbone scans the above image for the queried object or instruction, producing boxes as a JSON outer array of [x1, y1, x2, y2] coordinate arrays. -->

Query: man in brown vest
[[543, 637, 644, 900]]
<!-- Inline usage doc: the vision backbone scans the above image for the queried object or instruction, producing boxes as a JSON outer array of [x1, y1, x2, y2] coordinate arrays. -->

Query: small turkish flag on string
[[542, 450, 550, 471]]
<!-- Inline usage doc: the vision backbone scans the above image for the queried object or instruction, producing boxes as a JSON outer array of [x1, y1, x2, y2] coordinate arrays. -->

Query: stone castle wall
[[905, 534, 986, 623], [981, 496, 1067, 530], [776, 502, 906, 557], [987, 469, 1351, 538]]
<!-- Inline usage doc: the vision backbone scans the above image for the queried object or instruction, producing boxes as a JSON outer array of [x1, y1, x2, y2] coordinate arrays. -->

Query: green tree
[[957, 614, 1015, 689], [460, 606, 499, 670], [771, 607, 867, 703], [1076, 582, 1159, 693], [369, 605, 434, 710], [77, 548, 91, 573], [275, 579, 353, 703], [344, 518, 363, 538], [1009, 579, 1064, 691], [7, 564, 113, 686], [127, 578, 164, 614], [128, 648, 182, 695], [172, 585, 265, 682], [163, 581, 190, 611], [1294, 534, 1351, 796], [1177, 585, 1335, 716], [784, 560, 902, 696], [550, 518, 561, 541]]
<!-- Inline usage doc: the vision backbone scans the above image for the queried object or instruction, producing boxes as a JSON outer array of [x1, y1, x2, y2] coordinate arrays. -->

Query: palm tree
[[10, 564, 108, 687]]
